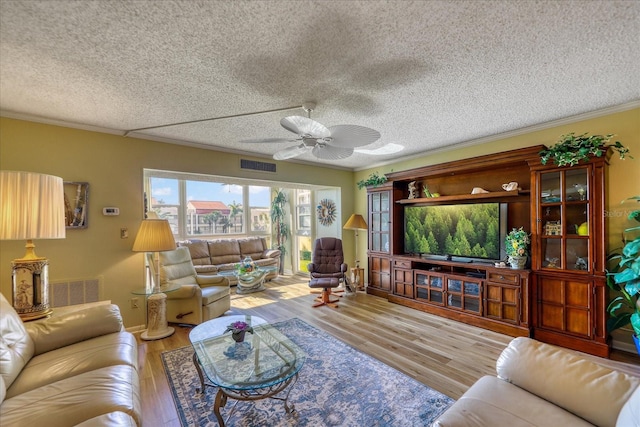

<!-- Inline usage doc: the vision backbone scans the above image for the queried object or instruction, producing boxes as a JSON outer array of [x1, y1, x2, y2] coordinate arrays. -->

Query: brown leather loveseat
[[178, 236, 281, 285]]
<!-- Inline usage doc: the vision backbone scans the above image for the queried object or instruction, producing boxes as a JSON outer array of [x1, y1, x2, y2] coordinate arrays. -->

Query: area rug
[[162, 317, 453, 426]]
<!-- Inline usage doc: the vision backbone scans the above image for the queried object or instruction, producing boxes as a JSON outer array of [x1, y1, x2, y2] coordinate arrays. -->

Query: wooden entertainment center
[[366, 145, 610, 357]]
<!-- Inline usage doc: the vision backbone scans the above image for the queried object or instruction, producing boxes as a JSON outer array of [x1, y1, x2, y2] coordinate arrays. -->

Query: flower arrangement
[[235, 257, 255, 275], [225, 321, 254, 335], [225, 320, 254, 343], [505, 227, 530, 258]]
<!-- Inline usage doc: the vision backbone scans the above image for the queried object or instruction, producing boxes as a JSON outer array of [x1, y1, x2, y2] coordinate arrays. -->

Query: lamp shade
[[343, 214, 368, 230], [0, 171, 66, 240], [132, 219, 176, 252]]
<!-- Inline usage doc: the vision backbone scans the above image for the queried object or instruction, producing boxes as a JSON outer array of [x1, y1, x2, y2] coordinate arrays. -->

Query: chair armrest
[[263, 249, 281, 259], [25, 304, 123, 356], [307, 262, 316, 274], [341, 263, 348, 273], [196, 274, 229, 288], [165, 285, 200, 299]]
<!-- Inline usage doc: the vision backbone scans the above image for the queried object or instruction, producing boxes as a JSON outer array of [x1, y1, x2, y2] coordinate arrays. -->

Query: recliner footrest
[[309, 278, 339, 289]]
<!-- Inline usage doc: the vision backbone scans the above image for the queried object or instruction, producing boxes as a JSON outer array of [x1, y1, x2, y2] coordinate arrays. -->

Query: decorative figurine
[[408, 181, 419, 199]]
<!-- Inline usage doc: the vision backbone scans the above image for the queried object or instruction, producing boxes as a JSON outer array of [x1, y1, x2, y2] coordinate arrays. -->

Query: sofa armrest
[[263, 249, 281, 259], [24, 304, 124, 356], [497, 337, 640, 427], [196, 274, 229, 288], [165, 285, 200, 299]]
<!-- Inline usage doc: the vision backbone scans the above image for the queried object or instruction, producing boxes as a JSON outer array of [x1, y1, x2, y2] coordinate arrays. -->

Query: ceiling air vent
[[240, 159, 277, 173]]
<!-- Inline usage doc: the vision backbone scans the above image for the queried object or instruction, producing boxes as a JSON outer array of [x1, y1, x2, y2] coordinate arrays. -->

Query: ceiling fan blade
[[239, 137, 296, 144], [327, 125, 381, 148], [273, 144, 308, 160], [281, 116, 330, 138], [312, 144, 354, 160]]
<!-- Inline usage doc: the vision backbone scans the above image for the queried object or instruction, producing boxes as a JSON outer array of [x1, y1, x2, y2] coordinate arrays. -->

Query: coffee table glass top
[[190, 315, 305, 391]]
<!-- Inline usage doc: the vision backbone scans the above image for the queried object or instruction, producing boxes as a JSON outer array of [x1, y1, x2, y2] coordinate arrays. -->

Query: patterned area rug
[[162, 318, 453, 426]]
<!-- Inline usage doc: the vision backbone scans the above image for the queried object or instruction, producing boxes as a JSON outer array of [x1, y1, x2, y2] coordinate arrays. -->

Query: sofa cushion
[[238, 237, 266, 260], [0, 293, 35, 391], [497, 337, 640, 427], [179, 240, 211, 266], [74, 411, 137, 427], [5, 331, 137, 398], [616, 385, 640, 427], [0, 365, 141, 427], [160, 247, 198, 284], [25, 304, 124, 355], [208, 239, 242, 265], [432, 375, 593, 427]]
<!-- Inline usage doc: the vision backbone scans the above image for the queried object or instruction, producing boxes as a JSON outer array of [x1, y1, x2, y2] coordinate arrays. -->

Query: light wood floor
[[136, 274, 640, 427]]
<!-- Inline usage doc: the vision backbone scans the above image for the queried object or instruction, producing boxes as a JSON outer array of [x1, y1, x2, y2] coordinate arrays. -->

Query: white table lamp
[[0, 171, 66, 320], [132, 219, 176, 340]]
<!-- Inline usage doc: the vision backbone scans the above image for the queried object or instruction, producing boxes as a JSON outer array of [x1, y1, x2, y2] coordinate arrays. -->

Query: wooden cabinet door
[[393, 268, 414, 298], [485, 282, 520, 324], [535, 274, 592, 339], [369, 255, 391, 293]]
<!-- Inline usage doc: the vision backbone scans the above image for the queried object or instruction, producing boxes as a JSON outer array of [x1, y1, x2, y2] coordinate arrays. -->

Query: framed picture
[[64, 181, 89, 228]]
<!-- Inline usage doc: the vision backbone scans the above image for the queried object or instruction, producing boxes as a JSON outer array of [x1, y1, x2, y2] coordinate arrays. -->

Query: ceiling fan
[[243, 102, 383, 161]]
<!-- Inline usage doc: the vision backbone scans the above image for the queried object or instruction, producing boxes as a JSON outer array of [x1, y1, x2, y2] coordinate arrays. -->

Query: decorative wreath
[[317, 198, 337, 226]]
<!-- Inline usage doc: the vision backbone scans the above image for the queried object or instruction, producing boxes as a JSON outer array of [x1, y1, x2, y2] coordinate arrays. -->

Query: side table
[[350, 267, 365, 291], [131, 284, 180, 340]]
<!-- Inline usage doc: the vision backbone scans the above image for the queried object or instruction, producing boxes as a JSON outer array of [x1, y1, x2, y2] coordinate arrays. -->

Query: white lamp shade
[[132, 219, 176, 252], [0, 171, 66, 240]]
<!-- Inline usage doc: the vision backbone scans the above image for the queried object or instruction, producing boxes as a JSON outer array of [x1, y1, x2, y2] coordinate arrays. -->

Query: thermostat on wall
[[102, 207, 120, 216]]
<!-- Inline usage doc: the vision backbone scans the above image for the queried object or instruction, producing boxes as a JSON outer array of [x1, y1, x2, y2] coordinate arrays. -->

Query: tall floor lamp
[[132, 219, 176, 340], [344, 213, 368, 290]]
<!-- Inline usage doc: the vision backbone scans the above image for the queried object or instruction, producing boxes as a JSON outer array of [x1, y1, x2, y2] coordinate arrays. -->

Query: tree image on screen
[[404, 203, 500, 259]]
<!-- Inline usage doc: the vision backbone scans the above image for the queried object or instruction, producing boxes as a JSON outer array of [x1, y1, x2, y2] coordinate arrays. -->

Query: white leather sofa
[[0, 293, 141, 426], [433, 337, 640, 427]]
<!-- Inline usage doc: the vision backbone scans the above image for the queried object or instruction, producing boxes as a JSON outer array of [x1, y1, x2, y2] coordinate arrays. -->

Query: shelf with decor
[[397, 190, 530, 205]]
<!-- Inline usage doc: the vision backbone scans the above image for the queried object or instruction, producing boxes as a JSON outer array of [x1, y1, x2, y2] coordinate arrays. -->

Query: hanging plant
[[357, 171, 388, 190], [539, 133, 631, 167]]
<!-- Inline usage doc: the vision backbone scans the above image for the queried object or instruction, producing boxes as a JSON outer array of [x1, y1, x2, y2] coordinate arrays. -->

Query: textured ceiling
[[1, 0, 639, 170]]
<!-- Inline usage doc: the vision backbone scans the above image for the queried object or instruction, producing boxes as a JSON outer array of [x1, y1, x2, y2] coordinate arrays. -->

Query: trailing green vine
[[357, 171, 388, 190], [539, 133, 631, 167]]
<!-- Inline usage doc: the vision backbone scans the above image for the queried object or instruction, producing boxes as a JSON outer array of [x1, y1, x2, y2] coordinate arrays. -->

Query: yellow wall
[[2, 107, 638, 331], [0, 118, 354, 327]]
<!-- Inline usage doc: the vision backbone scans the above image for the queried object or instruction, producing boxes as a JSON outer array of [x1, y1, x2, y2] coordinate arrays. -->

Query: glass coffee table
[[189, 315, 305, 427], [219, 266, 278, 294]]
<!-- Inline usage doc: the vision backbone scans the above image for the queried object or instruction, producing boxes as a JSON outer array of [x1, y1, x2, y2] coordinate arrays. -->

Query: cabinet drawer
[[487, 271, 519, 285], [394, 260, 412, 269]]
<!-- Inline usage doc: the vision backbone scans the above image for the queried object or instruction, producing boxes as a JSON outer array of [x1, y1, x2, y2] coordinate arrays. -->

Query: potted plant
[[539, 133, 631, 167], [606, 196, 640, 355], [225, 321, 254, 343], [270, 189, 290, 274], [357, 171, 388, 190], [505, 227, 530, 269]]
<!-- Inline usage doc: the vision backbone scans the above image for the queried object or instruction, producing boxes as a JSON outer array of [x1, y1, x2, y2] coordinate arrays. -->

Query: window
[[144, 170, 341, 275]]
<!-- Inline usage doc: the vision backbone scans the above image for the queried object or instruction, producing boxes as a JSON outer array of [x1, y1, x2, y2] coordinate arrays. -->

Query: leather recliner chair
[[157, 247, 231, 325]]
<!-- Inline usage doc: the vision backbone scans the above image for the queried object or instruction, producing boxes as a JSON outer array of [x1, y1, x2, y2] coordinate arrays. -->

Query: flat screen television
[[404, 202, 507, 262]]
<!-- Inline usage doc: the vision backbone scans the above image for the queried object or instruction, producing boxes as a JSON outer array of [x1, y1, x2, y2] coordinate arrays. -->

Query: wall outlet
[[130, 298, 139, 309]]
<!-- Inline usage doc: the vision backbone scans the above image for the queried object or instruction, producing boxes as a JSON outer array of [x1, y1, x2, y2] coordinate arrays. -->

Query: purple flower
[[225, 321, 253, 334]]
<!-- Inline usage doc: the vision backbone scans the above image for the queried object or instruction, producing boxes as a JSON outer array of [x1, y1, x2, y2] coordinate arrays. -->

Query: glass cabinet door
[[538, 167, 590, 272], [369, 191, 390, 253]]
